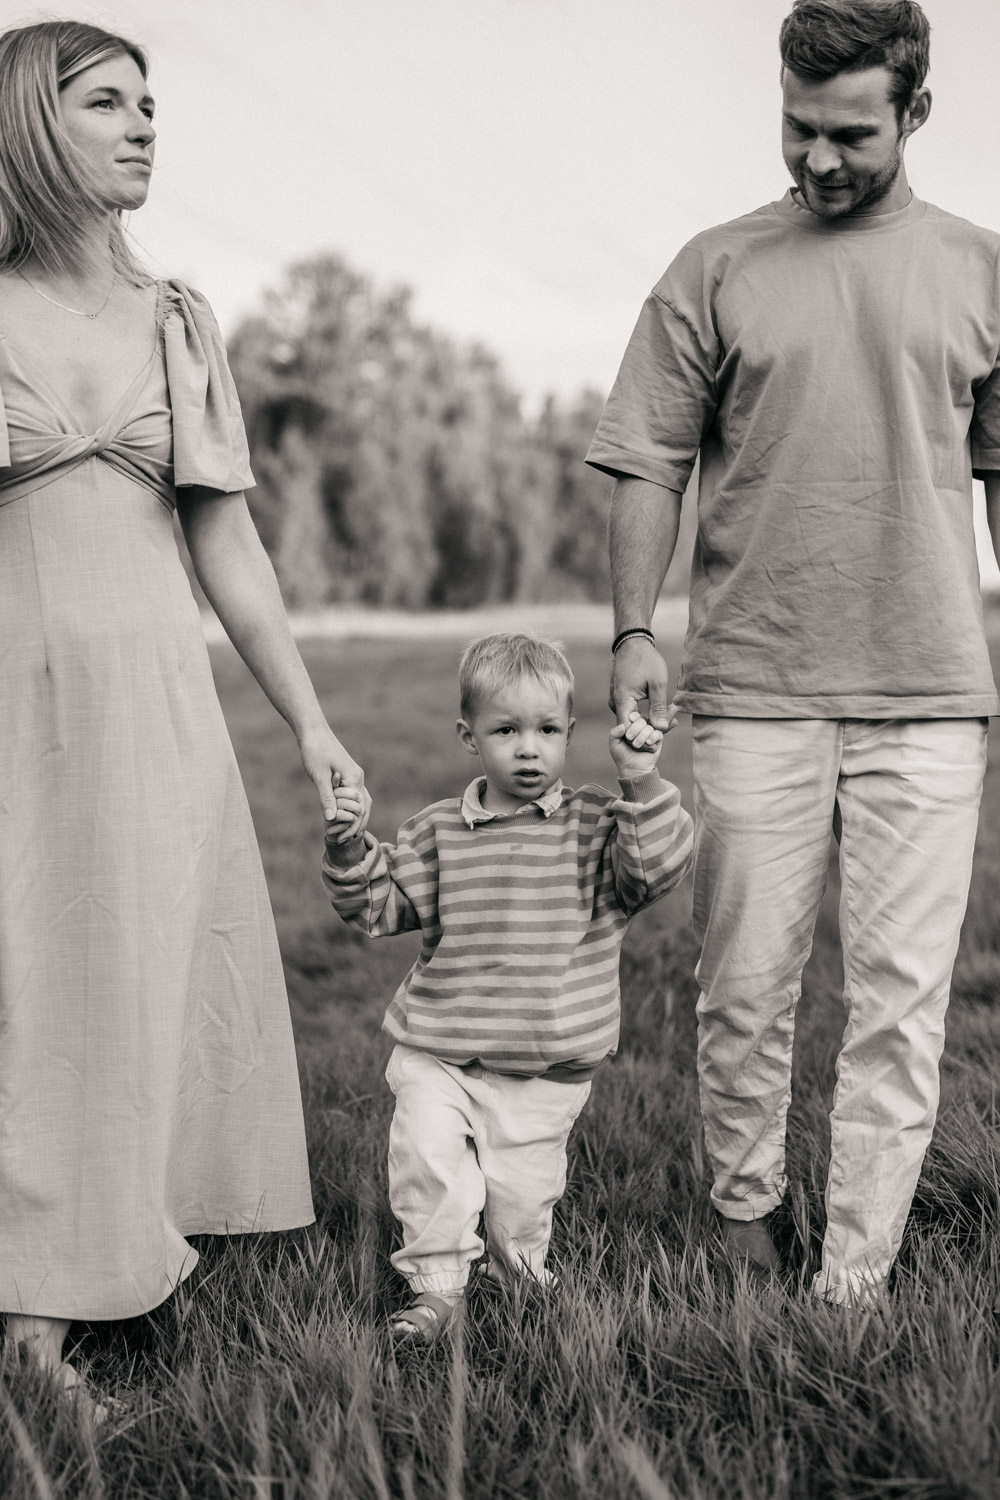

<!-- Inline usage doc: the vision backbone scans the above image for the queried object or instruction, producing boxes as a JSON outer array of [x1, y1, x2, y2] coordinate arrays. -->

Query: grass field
[[5, 624, 1000, 1499]]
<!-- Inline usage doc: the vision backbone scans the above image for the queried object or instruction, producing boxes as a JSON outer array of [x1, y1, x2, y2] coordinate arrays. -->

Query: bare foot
[[12, 1344, 121, 1427], [718, 1214, 782, 1275]]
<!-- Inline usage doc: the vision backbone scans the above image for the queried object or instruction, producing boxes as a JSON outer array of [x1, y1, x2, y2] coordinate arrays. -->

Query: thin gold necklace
[[15, 269, 116, 321]]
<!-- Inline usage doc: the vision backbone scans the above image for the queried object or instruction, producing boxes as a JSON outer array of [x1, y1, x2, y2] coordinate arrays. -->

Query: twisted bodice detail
[[0, 278, 254, 507]]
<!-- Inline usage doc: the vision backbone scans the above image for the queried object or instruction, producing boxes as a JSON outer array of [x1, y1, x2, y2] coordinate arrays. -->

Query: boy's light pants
[[691, 716, 987, 1306], [385, 1044, 592, 1295]]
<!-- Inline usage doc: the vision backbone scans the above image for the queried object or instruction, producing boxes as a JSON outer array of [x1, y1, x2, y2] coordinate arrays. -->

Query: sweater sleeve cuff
[[617, 771, 668, 804], [323, 833, 368, 868]]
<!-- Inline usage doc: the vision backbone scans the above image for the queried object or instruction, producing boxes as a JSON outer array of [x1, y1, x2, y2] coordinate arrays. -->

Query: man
[[588, 0, 1000, 1305]]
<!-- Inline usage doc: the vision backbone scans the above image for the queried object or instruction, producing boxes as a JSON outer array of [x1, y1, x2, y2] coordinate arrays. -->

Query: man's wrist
[[612, 626, 656, 656]]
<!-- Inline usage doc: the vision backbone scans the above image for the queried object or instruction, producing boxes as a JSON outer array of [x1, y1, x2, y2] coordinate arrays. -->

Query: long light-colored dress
[[0, 280, 314, 1321]]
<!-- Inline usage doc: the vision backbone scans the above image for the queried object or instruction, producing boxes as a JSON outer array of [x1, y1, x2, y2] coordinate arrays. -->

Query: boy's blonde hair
[[459, 633, 574, 721]]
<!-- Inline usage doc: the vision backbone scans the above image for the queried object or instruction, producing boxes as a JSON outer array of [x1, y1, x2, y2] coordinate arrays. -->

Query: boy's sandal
[[390, 1291, 461, 1343]]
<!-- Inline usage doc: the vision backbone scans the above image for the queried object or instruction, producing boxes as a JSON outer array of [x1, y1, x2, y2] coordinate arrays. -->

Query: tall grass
[[2, 630, 999, 1498]]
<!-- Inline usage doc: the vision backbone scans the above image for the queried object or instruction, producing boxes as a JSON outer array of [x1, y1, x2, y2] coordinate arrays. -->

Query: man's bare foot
[[718, 1214, 782, 1276]]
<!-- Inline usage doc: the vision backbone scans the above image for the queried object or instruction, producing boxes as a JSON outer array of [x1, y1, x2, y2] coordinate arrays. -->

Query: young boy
[[324, 633, 693, 1340]]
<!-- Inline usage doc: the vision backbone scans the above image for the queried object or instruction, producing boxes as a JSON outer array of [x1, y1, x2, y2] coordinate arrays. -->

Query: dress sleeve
[[161, 279, 255, 493], [585, 241, 721, 493]]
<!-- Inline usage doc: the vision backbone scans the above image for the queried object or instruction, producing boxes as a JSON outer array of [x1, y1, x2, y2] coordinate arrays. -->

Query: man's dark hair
[[779, 0, 930, 116]]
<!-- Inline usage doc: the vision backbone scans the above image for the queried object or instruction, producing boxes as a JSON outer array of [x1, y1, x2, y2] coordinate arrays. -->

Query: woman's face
[[59, 52, 156, 212]]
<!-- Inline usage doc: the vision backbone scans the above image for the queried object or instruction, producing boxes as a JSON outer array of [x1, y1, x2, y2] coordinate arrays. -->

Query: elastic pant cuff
[[406, 1271, 470, 1296]]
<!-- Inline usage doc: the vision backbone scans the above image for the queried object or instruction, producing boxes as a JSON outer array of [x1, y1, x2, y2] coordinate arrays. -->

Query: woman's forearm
[[176, 489, 330, 740]]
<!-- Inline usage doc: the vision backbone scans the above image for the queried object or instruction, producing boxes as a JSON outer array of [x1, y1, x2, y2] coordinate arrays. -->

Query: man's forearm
[[608, 476, 684, 632], [984, 474, 1000, 565]]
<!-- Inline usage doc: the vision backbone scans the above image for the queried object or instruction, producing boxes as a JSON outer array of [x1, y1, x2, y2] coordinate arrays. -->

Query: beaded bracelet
[[611, 627, 656, 655]]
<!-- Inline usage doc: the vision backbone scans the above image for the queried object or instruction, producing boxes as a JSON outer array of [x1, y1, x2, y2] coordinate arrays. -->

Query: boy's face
[[457, 676, 574, 814]]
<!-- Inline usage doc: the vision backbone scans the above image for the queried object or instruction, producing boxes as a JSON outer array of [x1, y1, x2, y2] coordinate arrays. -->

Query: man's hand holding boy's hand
[[610, 710, 664, 778], [325, 783, 371, 843]]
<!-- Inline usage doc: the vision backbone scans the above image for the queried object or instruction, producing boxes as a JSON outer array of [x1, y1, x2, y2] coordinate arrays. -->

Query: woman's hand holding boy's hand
[[324, 782, 371, 843], [610, 711, 664, 778], [298, 722, 371, 838]]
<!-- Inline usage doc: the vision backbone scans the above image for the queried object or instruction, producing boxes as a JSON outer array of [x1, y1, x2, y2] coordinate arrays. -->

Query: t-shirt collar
[[461, 776, 564, 827], [774, 186, 927, 234]]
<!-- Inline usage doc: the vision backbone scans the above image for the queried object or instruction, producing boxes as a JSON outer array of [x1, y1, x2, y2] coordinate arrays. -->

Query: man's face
[[781, 66, 921, 219]]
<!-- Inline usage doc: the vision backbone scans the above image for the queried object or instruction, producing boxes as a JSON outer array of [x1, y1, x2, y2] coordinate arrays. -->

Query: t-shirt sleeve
[[585, 244, 721, 491], [970, 247, 1000, 476]]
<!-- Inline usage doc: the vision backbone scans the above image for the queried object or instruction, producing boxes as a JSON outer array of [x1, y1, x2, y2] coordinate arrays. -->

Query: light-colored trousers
[[385, 1043, 592, 1295], [691, 716, 987, 1305]]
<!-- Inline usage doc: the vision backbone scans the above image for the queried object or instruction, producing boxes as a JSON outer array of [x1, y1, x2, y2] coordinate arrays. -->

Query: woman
[[0, 21, 367, 1400]]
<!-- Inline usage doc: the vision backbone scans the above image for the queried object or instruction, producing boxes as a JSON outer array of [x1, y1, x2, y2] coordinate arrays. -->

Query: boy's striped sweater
[[322, 770, 693, 1079]]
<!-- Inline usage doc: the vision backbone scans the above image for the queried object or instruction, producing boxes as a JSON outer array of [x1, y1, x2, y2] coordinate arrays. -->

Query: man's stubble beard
[[796, 136, 904, 220]]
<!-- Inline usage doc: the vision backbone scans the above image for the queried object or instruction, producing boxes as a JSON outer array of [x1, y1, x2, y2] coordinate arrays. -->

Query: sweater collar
[[461, 777, 564, 827]]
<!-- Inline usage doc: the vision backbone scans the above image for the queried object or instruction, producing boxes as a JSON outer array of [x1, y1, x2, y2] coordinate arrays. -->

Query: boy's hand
[[610, 711, 664, 777], [325, 783, 370, 843]]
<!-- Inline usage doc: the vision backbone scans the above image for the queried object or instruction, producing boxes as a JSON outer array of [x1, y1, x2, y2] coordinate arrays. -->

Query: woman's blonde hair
[[0, 20, 150, 282]]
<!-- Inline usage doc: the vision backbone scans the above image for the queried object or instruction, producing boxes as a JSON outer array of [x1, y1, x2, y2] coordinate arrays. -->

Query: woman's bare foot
[[5, 1318, 121, 1426], [50, 1361, 122, 1425], [20, 1353, 123, 1426]]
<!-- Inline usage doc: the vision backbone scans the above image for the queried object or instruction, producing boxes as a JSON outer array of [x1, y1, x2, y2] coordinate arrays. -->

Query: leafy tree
[[228, 252, 692, 608]]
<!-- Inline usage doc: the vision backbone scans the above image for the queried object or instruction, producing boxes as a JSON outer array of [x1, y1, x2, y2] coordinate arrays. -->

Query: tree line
[[228, 253, 693, 610]]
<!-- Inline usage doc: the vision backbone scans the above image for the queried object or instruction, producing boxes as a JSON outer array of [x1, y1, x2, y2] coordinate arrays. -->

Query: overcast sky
[[3, 0, 997, 399], [3, 0, 1000, 575]]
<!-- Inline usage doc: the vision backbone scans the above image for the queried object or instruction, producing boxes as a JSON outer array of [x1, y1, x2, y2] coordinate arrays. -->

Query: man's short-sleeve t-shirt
[[587, 192, 1000, 718]]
